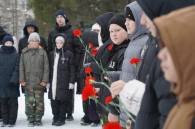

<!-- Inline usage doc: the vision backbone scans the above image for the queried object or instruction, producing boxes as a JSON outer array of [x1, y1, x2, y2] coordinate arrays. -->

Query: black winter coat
[[89, 12, 114, 89], [48, 19, 82, 68], [18, 20, 47, 55], [48, 33, 76, 100], [135, 57, 177, 129], [97, 39, 130, 116], [76, 30, 98, 94], [0, 26, 7, 45], [0, 47, 20, 98]]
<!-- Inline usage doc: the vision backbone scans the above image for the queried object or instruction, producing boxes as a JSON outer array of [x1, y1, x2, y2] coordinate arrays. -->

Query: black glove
[[9, 82, 15, 86]]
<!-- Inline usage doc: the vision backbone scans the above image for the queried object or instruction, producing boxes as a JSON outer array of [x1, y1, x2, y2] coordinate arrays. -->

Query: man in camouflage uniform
[[19, 32, 49, 127]]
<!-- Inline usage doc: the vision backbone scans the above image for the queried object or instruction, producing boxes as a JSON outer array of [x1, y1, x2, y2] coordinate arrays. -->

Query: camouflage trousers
[[25, 87, 44, 121]]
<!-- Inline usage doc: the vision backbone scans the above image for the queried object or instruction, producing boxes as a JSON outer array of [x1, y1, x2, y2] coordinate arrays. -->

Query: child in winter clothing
[[19, 32, 49, 127], [48, 33, 76, 126], [0, 34, 20, 127]]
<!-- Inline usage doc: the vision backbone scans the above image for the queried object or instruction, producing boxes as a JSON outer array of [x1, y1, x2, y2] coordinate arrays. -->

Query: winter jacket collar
[[96, 12, 114, 43], [137, 0, 194, 20], [23, 20, 39, 37], [0, 47, 16, 54], [154, 5, 195, 129], [55, 19, 72, 32], [125, 2, 148, 41]]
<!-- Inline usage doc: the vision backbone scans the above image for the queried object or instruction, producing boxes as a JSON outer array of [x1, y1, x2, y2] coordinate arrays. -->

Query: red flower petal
[[85, 67, 92, 74], [92, 48, 98, 56], [108, 45, 113, 50], [85, 76, 95, 86], [88, 43, 93, 48], [130, 58, 141, 64], [82, 86, 96, 101], [73, 29, 82, 36], [104, 122, 122, 129], [105, 96, 113, 104]]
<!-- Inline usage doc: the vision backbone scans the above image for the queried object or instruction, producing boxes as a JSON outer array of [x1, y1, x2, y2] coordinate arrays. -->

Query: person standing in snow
[[48, 33, 76, 126], [48, 10, 82, 120], [18, 20, 47, 55], [19, 32, 49, 127], [0, 34, 20, 127]]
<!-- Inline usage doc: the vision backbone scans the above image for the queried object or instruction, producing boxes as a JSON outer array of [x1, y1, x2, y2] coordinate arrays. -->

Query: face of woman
[[125, 18, 136, 35], [109, 24, 128, 45], [158, 47, 178, 83], [56, 40, 64, 48], [140, 12, 157, 37]]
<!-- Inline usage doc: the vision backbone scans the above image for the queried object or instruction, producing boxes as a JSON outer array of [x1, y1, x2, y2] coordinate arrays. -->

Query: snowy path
[[12, 88, 102, 129]]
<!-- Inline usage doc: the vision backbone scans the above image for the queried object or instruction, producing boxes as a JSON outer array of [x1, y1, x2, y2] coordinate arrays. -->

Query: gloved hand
[[69, 83, 74, 89], [84, 63, 91, 69]]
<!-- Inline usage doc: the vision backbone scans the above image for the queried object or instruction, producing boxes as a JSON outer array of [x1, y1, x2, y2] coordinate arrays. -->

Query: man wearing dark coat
[[48, 10, 82, 121], [18, 20, 47, 55]]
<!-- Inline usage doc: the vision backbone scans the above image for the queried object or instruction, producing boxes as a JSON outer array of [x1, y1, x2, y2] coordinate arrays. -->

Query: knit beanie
[[108, 13, 127, 31], [125, 7, 135, 21], [55, 10, 67, 20], [28, 32, 40, 43], [91, 23, 101, 31], [3, 34, 14, 45], [55, 36, 65, 43]]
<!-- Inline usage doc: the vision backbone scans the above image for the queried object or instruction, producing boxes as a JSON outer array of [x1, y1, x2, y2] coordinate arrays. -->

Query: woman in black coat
[[0, 34, 20, 127], [48, 33, 76, 126]]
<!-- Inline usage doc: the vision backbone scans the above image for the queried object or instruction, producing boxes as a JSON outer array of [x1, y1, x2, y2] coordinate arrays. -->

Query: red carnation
[[104, 122, 122, 129], [85, 76, 95, 86], [85, 67, 92, 74], [73, 29, 82, 36], [130, 58, 141, 64], [108, 45, 113, 50], [82, 86, 96, 101], [105, 96, 113, 104], [92, 48, 98, 56], [88, 43, 93, 48]]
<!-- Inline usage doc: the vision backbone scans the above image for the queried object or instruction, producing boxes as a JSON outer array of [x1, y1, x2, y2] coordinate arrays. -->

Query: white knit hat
[[91, 23, 101, 31], [55, 36, 65, 43]]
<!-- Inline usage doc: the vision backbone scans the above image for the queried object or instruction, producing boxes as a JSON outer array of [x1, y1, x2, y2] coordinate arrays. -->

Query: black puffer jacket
[[76, 30, 98, 94], [89, 12, 114, 88], [0, 26, 7, 45], [97, 39, 130, 116], [48, 33, 76, 100], [18, 20, 47, 55], [48, 19, 82, 69]]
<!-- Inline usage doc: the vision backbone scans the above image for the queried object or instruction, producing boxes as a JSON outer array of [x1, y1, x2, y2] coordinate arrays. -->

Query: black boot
[[91, 120, 100, 127], [1, 122, 8, 127], [55, 121, 65, 126], [28, 121, 34, 127], [66, 114, 74, 121], [81, 115, 88, 122], [81, 117, 91, 126], [34, 121, 42, 126], [7, 123, 15, 127]]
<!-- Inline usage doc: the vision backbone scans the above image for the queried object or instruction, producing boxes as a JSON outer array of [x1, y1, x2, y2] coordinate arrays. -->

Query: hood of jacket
[[23, 20, 39, 37], [55, 18, 72, 32], [154, 5, 195, 129], [54, 33, 68, 52], [82, 30, 99, 47], [96, 12, 115, 43], [137, 0, 194, 20], [125, 2, 148, 41]]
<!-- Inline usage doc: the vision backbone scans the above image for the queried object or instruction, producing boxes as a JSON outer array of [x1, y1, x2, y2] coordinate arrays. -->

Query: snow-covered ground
[[5, 87, 102, 129]]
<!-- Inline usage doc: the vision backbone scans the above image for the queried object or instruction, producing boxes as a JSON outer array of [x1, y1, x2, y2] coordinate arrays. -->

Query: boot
[[91, 120, 100, 127], [28, 121, 34, 127], [81, 117, 91, 126], [34, 121, 42, 126], [66, 114, 74, 121], [1, 122, 8, 127], [55, 121, 65, 126]]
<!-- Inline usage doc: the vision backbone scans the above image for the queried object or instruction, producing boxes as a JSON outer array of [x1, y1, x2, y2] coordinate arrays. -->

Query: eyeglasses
[[30, 40, 39, 43]]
